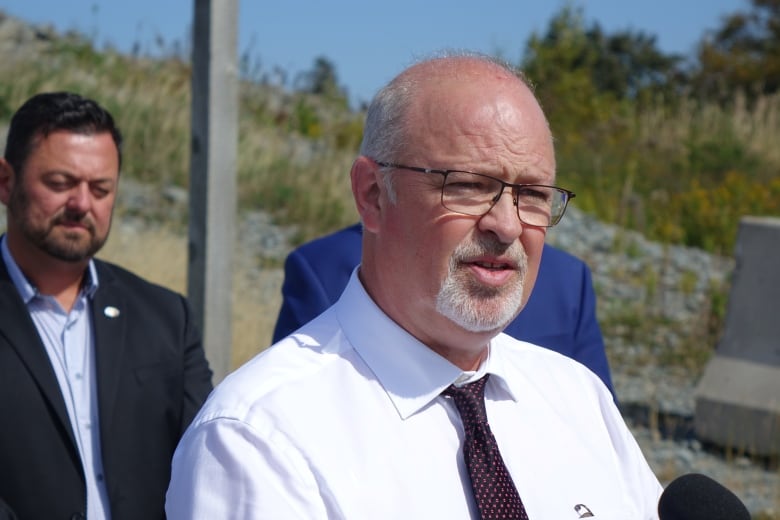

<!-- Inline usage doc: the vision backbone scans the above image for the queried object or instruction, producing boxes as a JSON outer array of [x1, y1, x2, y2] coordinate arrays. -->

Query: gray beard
[[435, 235, 527, 332]]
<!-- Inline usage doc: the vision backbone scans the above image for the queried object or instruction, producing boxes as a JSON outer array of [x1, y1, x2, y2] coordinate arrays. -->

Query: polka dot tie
[[443, 374, 529, 520]]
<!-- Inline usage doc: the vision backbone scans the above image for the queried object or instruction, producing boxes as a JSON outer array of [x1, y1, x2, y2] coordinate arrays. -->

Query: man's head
[[352, 53, 570, 369], [0, 92, 123, 265]]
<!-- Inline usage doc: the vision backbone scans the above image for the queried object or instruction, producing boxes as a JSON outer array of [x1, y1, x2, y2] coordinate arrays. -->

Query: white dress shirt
[[167, 271, 662, 519]]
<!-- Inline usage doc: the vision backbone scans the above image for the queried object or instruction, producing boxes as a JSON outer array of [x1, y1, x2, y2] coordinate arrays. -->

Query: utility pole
[[189, 0, 238, 383]]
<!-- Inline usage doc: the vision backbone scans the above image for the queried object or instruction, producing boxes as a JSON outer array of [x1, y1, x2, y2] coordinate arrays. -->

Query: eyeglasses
[[375, 161, 575, 227]]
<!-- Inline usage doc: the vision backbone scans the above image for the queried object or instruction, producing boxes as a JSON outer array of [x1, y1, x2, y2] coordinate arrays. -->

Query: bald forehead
[[384, 56, 555, 181], [397, 58, 541, 124], [402, 58, 550, 137], [399, 56, 529, 94]]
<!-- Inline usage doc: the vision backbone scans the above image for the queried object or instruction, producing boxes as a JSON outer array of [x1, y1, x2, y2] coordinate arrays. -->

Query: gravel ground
[[550, 207, 777, 517]]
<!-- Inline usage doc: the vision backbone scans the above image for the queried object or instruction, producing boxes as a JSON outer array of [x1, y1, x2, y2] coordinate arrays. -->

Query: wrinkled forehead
[[405, 60, 548, 130], [405, 78, 554, 162]]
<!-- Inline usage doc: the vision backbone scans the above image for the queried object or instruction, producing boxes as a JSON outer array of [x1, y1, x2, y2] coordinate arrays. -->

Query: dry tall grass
[[99, 222, 280, 369]]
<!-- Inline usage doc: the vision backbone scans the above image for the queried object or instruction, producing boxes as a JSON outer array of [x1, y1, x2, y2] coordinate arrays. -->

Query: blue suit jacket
[[273, 224, 615, 397]]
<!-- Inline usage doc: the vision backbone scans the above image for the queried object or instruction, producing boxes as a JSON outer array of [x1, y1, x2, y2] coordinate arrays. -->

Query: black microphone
[[658, 473, 751, 520]]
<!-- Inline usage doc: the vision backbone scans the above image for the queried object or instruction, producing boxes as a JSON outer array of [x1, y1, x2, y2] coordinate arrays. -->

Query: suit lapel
[[0, 258, 78, 448], [92, 261, 128, 434]]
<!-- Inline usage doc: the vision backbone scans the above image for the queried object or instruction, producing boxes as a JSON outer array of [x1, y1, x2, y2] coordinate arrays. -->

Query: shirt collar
[[0, 234, 99, 302], [335, 269, 519, 420]]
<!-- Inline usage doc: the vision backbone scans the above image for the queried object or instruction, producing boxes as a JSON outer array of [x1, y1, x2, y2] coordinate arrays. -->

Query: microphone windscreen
[[657, 473, 751, 520]]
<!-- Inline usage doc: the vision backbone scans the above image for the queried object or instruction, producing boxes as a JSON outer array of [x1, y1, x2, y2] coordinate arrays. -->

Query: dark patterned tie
[[443, 374, 529, 520]]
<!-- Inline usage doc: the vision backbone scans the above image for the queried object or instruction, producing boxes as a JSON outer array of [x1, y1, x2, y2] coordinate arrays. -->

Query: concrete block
[[694, 216, 780, 456]]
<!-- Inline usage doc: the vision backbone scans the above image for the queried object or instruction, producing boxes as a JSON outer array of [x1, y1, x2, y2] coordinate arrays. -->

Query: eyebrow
[[42, 170, 118, 186]]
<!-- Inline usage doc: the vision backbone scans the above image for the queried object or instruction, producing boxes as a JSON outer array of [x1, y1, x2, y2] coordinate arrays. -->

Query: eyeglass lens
[[441, 171, 568, 227]]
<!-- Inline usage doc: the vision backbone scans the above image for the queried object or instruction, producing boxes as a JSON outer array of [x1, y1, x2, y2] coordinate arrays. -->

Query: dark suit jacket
[[0, 498, 16, 520], [0, 253, 213, 520], [273, 223, 615, 397]]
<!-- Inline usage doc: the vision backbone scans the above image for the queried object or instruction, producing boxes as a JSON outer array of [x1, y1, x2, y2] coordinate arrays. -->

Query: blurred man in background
[[0, 91, 213, 519]]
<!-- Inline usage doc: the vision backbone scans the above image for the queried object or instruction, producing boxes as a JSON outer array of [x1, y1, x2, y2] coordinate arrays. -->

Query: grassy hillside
[[0, 15, 362, 247], [1, 13, 777, 256]]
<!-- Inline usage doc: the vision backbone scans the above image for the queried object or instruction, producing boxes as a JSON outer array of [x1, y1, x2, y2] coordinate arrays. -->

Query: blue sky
[[4, 0, 747, 106]]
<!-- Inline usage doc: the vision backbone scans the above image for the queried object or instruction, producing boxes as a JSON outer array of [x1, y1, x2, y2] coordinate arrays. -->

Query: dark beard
[[8, 184, 109, 263]]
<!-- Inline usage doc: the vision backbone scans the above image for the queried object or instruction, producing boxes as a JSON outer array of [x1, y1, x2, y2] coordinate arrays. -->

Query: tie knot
[[445, 373, 489, 398], [443, 374, 490, 425]]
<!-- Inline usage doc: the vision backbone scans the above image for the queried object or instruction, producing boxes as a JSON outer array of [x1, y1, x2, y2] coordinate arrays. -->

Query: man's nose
[[66, 183, 91, 212], [477, 190, 523, 243]]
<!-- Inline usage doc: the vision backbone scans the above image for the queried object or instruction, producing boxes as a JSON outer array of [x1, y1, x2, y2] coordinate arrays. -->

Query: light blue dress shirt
[[1, 236, 111, 520]]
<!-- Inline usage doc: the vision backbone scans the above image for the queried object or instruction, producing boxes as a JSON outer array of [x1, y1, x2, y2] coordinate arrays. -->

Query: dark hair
[[4, 91, 123, 175]]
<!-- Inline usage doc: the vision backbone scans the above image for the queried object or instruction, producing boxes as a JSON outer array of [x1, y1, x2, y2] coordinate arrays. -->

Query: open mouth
[[465, 260, 518, 287], [472, 260, 513, 270]]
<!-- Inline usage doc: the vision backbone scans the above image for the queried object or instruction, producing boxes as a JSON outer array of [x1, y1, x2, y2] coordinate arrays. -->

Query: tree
[[521, 5, 608, 138], [693, 0, 780, 101], [586, 27, 685, 103], [296, 56, 348, 106], [520, 3, 684, 159], [521, 4, 684, 105]]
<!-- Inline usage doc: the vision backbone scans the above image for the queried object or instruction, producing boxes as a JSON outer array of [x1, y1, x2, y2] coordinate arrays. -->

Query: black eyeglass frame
[[375, 160, 575, 228]]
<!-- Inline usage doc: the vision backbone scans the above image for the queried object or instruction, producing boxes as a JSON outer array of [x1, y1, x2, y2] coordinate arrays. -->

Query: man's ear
[[350, 155, 383, 233], [0, 158, 15, 206]]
